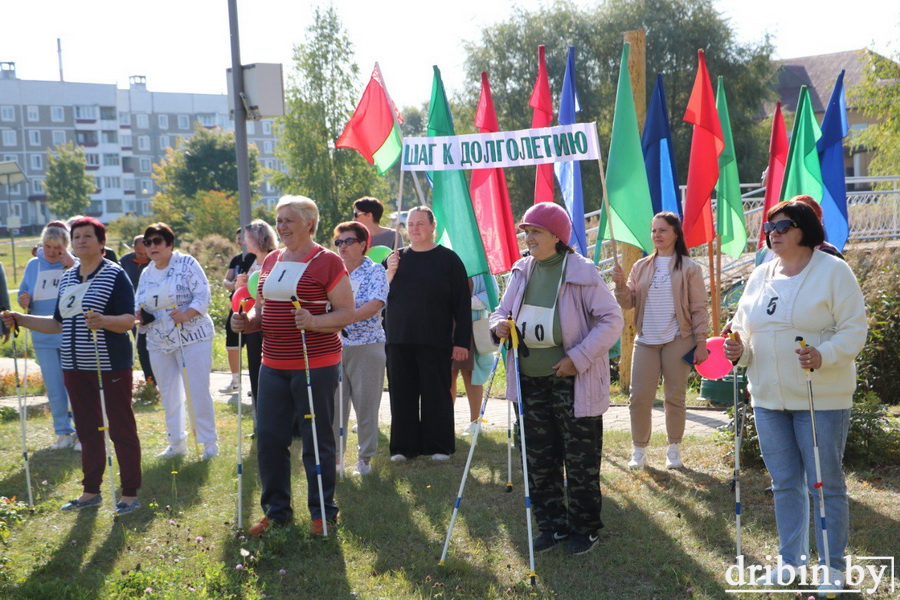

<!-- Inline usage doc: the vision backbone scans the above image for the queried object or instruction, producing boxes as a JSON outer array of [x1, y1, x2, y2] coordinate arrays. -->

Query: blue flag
[[553, 46, 588, 255], [817, 70, 849, 251], [642, 74, 682, 218]]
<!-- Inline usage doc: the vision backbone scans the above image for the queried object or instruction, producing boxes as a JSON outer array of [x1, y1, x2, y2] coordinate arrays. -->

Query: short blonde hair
[[276, 195, 319, 236], [245, 219, 278, 254], [42, 223, 70, 247]]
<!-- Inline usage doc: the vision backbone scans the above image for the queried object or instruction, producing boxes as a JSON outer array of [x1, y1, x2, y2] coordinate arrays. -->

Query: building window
[[119, 112, 131, 126], [136, 113, 149, 129], [3, 154, 17, 162], [158, 114, 169, 129], [159, 135, 170, 150], [262, 120, 272, 135], [51, 106, 65, 122], [52, 130, 66, 146], [178, 114, 190, 129], [9, 184, 21, 196], [246, 121, 255, 135], [75, 105, 97, 120], [121, 134, 132, 148], [2, 130, 16, 146], [28, 130, 41, 146], [103, 176, 121, 189], [31, 154, 43, 170], [26, 106, 39, 122], [100, 106, 116, 121], [0, 106, 15, 122], [103, 153, 120, 166], [198, 114, 215, 127], [89, 200, 103, 214], [106, 198, 123, 213], [33, 178, 44, 193], [263, 141, 273, 154], [76, 130, 98, 145], [140, 179, 153, 194], [101, 130, 118, 144], [137, 136, 150, 151], [139, 157, 152, 172], [85, 153, 100, 167], [123, 178, 136, 192]]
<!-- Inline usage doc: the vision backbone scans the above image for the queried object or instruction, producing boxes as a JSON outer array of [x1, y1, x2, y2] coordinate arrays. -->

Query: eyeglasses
[[334, 238, 361, 247], [352, 211, 364, 218], [142, 237, 166, 247], [763, 219, 798, 235]]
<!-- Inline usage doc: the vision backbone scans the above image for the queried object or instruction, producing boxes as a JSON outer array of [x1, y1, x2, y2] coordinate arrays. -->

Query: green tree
[[273, 6, 388, 240], [462, 0, 774, 217], [44, 142, 95, 219], [151, 125, 260, 238], [852, 50, 900, 180]]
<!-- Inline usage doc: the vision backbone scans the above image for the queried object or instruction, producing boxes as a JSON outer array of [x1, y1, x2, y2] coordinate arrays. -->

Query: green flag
[[781, 86, 823, 201], [597, 43, 654, 262], [427, 66, 496, 307], [715, 77, 748, 258]]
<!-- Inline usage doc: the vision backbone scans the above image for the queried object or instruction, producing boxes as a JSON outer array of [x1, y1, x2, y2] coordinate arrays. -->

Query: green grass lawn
[[1, 402, 898, 599]]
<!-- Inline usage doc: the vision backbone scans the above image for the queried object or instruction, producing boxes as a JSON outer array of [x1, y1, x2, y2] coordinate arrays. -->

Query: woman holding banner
[[611, 212, 709, 470], [490, 202, 623, 555]]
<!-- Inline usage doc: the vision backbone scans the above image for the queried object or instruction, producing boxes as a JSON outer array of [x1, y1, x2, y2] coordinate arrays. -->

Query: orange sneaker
[[311, 517, 338, 537], [249, 517, 272, 536]]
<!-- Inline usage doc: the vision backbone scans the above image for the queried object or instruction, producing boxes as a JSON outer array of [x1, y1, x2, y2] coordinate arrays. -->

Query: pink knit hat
[[519, 202, 571, 245]]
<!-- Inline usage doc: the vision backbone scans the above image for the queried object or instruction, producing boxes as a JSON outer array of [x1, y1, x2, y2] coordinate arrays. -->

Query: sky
[[1, 0, 898, 110]]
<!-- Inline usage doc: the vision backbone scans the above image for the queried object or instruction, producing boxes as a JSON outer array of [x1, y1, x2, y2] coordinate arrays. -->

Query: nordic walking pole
[[728, 332, 743, 559], [291, 295, 329, 537], [87, 310, 117, 516], [507, 395, 514, 493], [173, 307, 200, 458], [338, 360, 345, 480], [796, 336, 832, 585], [3, 311, 34, 507], [236, 300, 246, 528], [508, 314, 537, 586], [439, 342, 505, 565]]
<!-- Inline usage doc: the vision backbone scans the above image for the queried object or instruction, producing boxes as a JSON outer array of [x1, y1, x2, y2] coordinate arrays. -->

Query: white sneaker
[[461, 420, 479, 437], [202, 443, 219, 460], [665, 444, 684, 469], [74, 439, 82, 452], [218, 379, 239, 394], [390, 454, 407, 462], [50, 434, 76, 450], [627, 447, 647, 469], [431, 453, 451, 461], [756, 564, 796, 587], [817, 566, 844, 595], [351, 424, 358, 433], [157, 441, 188, 459], [354, 460, 372, 475]]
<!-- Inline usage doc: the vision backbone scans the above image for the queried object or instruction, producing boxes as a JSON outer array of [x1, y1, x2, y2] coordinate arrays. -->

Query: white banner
[[400, 123, 600, 172]]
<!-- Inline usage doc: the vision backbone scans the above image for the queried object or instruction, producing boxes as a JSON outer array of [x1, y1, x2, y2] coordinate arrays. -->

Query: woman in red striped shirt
[[232, 196, 355, 537]]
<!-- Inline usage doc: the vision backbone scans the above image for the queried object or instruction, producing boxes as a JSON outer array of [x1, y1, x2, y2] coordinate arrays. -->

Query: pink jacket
[[490, 253, 624, 417]]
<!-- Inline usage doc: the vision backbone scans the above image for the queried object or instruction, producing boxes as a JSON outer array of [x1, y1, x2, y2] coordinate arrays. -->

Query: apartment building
[[0, 62, 280, 233]]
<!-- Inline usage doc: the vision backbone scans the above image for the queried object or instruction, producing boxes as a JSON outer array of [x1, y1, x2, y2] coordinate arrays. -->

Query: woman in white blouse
[[612, 212, 709, 470], [135, 223, 218, 460]]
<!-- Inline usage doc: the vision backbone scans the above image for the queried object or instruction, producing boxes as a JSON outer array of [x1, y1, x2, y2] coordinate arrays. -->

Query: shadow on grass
[[0, 443, 82, 506]]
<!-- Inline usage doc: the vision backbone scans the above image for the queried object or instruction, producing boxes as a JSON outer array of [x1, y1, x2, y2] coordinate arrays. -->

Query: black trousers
[[133, 328, 154, 384], [387, 343, 454, 457]]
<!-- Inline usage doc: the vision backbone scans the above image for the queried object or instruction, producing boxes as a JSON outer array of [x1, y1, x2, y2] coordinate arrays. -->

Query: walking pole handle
[[505, 313, 519, 350], [795, 336, 814, 373], [2, 310, 19, 337]]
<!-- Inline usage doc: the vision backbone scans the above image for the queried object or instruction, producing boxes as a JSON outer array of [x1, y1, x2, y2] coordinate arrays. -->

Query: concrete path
[[0, 357, 729, 438]]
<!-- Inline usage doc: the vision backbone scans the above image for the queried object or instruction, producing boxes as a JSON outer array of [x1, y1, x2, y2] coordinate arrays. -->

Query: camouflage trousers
[[520, 374, 604, 536]]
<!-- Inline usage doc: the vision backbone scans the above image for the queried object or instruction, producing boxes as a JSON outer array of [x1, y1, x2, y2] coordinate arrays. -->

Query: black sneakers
[[533, 530, 569, 553], [568, 532, 600, 555]]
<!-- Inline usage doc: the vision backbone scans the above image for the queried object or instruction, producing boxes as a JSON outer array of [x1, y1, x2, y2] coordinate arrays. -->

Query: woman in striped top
[[2, 217, 142, 515], [231, 196, 355, 537], [612, 212, 709, 470]]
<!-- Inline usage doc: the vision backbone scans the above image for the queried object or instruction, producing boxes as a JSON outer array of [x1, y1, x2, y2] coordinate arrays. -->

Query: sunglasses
[[763, 219, 798, 235], [142, 237, 166, 247], [352, 211, 365, 218], [334, 238, 361, 247]]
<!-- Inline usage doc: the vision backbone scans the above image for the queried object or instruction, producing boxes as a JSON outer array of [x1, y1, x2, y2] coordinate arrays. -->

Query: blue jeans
[[755, 407, 850, 572], [35, 346, 74, 435]]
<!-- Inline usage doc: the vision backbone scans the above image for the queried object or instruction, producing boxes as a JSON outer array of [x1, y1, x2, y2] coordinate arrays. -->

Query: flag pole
[[715, 234, 723, 332], [707, 239, 720, 334], [596, 151, 620, 269], [395, 169, 405, 250], [376, 62, 426, 207]]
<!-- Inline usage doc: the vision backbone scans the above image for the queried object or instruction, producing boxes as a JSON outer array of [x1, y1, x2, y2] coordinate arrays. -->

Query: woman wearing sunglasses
[[611, 211, 709, 470], [724, 199, 867, 593], [135, 223, 218, 460], [331, 221, 388, 475]]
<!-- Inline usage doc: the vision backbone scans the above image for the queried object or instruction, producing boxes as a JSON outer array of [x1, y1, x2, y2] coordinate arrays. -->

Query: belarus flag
[[336, 64, 402, 175]]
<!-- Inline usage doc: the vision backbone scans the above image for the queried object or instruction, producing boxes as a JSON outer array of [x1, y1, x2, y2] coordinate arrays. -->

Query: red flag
[[471, 72, 520, 274], [529, 45, 554, 204], [758, 102, 788, 248], [682, 50, 724, 248]]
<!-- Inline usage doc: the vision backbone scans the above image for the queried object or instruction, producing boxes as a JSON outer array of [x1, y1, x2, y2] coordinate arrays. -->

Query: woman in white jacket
[[135, 223, 218, 460], [725, 199, 867, 594]]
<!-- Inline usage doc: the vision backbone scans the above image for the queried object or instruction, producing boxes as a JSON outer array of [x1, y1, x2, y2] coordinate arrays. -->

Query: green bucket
[[699, 375, 747, 406]]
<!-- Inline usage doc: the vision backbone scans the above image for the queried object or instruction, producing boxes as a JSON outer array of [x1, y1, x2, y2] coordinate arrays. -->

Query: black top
[[385, 245, 471, 349], [119, 251, 150, 290], [227, 252, 257, 298]]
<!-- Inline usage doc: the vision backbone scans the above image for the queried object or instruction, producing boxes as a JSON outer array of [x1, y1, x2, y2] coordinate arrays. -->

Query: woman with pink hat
[[489, 202, 623, 556]]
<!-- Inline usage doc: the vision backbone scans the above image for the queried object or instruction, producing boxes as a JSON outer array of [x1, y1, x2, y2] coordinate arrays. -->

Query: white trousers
[[150, 338, 218, 445]]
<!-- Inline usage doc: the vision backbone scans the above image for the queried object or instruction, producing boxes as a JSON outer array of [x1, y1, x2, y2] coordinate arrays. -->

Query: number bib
[[143, 282, 172, 313], [33, 268, 62, 301], [518, 254, 567, 349], [262, 261, 310, 302], [58, 281, 91, 319]]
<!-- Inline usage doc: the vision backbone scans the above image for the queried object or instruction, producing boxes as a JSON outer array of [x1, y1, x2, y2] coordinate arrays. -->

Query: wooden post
[[707, 239, 720, 334], [617, 29, 646, 396]]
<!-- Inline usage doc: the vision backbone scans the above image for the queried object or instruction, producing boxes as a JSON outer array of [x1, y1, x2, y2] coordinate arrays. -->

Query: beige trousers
[[629, 335, 695, 447]]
